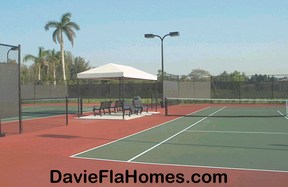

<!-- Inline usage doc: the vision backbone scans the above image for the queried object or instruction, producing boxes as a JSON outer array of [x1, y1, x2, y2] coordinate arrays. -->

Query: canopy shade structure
[[76, 63, 158, 119], [77, 63, 157, 80]]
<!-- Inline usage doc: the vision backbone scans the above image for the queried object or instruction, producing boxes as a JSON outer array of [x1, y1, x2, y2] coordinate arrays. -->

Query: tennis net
[[164, 98, 288, 118], [21, 97, 81, 117]]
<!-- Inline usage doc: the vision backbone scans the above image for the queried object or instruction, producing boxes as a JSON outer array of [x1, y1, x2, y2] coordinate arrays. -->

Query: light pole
[[6, 45, 22, 134], [145, 31, 179, 107]]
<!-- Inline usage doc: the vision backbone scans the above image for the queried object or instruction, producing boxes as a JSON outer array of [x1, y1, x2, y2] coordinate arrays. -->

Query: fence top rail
[[166, 97, 288, 103], [0, 43, 19, 48]]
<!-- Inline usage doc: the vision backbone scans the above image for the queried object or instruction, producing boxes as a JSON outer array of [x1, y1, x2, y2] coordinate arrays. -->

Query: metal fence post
[[0, 118, 5, 137]]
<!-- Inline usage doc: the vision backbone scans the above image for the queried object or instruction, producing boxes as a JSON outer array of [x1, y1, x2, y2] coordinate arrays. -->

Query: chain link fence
[[163, 73, 288, 99], [19, 74, 288, 104]]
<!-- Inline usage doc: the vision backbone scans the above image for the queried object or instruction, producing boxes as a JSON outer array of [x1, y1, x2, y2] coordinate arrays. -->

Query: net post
[[285, 100, 288, 117], [19, 98, 23, 134], [164, 98, 168, 116], [0, 118, 5, 137], [155, 81, 158, 112], [77, 97, 83, 118], [80, 98, 83, 115], [150, 94, 153, 110], [65, 96, 68, 125], [77, 97, 82, 118], [77, 97, 80, 118]]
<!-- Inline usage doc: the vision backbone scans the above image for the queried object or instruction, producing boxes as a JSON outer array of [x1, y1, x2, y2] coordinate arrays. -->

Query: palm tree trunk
[[53, 61, 56, 85], [38, 63, 41, 80], [60, 42, 66, 81]]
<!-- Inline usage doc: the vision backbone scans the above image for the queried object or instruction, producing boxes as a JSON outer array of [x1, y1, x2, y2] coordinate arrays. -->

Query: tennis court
[[1, 98, 79, 122], [1, 98, 288, 186], [72, 99, 288, 173]]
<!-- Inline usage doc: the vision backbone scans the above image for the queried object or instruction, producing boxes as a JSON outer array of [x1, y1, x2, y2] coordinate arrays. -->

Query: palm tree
[[23, 47, 48, 81], [44, 12, 80, 82], [47, 49, 61, 85]]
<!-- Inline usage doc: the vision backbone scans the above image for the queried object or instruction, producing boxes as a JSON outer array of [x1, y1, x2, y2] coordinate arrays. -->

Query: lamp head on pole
[[10, 46, 19, 51], [144, 34, 155, 38], [145, 32, 180, 39], [169, 31, 180, 37], [7, 46, 19, 63]]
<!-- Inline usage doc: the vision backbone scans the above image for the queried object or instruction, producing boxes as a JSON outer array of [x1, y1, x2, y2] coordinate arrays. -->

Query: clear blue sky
[[1, 0, 288, 76]]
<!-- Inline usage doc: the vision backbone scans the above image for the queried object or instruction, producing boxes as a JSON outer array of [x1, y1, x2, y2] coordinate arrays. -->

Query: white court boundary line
[[70, 107, 211, 158], [131, 160, 288, 173], [72, 152, 288, 173], [185, 130, 288, 135], [70, 106, 288, 173], [127, 107, 226, 162], [277, 110, 288, 120]]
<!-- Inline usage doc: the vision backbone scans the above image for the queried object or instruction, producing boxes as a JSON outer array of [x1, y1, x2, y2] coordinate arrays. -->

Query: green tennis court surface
[[72, 106, 288, 172], [2, 98, 81, 122]]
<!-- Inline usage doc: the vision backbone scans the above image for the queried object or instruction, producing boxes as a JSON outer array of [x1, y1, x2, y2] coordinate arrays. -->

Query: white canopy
[[77, 63, 157, 80]]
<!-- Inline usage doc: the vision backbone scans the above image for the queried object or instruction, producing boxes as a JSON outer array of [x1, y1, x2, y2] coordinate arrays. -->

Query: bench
[[112, 100, 124, 113], [122, 101, 134, 116], [92, 101, 112, 116], [132, 99, 149, 114], [117, 101, 140, 116]]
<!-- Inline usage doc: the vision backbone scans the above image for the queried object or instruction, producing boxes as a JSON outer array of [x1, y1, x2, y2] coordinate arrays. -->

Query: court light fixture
[[144, 34, 155, 38], [144, 31, 180, 107], [7, 46, 19, 63], [169, 32, 180, 37]]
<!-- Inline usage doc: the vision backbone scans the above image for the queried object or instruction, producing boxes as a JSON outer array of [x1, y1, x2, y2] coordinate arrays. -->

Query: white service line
[[127, 106, 226, 162], [185, 130, 288, 135], [277, 110, 288, 120], [71, 107, 211, 158]]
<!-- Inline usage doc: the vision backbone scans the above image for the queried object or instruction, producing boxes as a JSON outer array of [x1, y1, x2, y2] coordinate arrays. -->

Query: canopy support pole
[[121, 77, 125, 119]]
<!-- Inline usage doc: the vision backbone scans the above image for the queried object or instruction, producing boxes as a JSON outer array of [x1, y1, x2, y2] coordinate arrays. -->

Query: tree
[[20, 64, 30, 84], [215, 71, 247, 82], [69, 56, 91, 80], [157, 69, 168, 81], [188, 69, 211, 81], [215, 71, 230, 81], [44, 12, 80, 81], [229, 71, 248, 82], [47, 49, 61, 85], [23, 47, 48, 81], [249, 74, 276, 82]]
